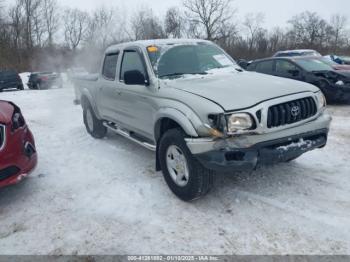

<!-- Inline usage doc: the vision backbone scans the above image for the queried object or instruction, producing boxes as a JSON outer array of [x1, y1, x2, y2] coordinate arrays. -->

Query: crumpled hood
[[0, 101, 14, 124], [161, 71, 319, 111]]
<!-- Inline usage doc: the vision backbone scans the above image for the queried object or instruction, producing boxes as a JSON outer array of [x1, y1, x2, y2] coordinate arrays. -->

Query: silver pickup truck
[[74, 39, 332, 201]]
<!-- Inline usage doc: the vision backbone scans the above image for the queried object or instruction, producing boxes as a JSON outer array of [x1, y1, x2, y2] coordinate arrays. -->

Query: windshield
[[147, 43, 238, 78], [294, 59, 333, 72]]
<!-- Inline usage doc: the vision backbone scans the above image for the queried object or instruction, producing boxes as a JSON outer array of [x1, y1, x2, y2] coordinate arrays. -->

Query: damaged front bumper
[[186, 111, 332, 172]]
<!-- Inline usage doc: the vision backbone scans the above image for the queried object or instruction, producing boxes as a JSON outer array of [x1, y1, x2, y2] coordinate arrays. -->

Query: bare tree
[[9, 2, 25, 61], [243, 13, 265, 52], [42, 0, 59, 46], [288, 11, 328, 49], [21, 0, 42, 49], [32, 6, 46, 47], [183, 0, 236, 41], [165, 7, 184, 38], [268, 27, 288, 53], [85, 7, 127, 49], [330, 14, 348, 52], [63, 8, 88, 50], [130, 8, 165, 40]]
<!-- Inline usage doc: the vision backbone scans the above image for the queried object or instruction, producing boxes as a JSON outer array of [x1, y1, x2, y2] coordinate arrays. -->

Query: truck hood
[[161, 70, 319, 111]]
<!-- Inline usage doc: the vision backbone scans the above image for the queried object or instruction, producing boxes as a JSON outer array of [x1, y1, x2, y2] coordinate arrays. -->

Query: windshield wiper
[[159, 72, 208, 78]]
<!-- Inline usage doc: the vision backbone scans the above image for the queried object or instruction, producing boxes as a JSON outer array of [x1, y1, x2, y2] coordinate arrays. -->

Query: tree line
[[0, 0, 349, 72]]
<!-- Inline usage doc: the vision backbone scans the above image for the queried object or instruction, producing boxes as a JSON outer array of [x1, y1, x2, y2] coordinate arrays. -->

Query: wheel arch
[[81, 89, 102, 120], [154, 109, 199, 171]]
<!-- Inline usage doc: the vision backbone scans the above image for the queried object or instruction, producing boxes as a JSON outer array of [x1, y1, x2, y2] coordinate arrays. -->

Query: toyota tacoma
[[74, 39, 332, 201]]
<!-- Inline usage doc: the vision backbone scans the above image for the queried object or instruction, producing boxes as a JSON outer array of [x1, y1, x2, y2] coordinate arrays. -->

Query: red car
[[0, 101, 37, 188]]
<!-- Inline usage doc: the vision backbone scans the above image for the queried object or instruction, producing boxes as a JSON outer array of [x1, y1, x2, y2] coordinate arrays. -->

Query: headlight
[[315, 91, 326, 110], [227, 113, 254, 133]]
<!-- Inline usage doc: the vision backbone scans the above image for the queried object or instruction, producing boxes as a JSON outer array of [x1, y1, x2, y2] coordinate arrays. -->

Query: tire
[[18, 84, 24, 90], [159, 128, 215, 201], [83, 103, 107, 139]]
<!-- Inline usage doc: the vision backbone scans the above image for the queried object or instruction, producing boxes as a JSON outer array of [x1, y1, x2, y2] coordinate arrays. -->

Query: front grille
[[267, 97, 317, 128], [0, 124, 5, 150], [0, 166, 20, 181]]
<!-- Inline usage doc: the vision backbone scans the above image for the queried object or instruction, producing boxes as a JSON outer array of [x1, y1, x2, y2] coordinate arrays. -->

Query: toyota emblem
[[291, 106, 300, 117]]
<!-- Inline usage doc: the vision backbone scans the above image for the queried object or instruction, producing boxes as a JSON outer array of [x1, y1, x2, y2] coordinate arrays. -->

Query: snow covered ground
[[0, 83, 350, 255]]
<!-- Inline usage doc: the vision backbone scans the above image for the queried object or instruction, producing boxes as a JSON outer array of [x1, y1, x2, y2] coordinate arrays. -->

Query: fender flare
[[154, 108, 200, 142], [80, 88, 102, 120]]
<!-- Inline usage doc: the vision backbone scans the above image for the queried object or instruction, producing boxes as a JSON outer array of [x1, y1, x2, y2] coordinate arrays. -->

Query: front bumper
[[0, 152, 37, 188], [0, 127, 38, 188], [186, 111, 331, 172]]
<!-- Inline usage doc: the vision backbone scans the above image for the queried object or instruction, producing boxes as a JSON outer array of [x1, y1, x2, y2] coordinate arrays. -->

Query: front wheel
[[159, 128, 214, 201], [83, 104, 107, 139]]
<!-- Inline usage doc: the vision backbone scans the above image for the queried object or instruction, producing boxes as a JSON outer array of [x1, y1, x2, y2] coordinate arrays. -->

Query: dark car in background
[[0, 69, 24, 92], [247, 57, 350, 103], [28, 72, 63, 90]]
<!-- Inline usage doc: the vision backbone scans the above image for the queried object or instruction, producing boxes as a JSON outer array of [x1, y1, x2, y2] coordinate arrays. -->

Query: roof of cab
[[105, 39, 212, 54]]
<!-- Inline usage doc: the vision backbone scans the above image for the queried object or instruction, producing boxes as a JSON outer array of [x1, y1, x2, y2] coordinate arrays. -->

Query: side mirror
[[288, 69, 300, 77], [124, 70, 147, 86]]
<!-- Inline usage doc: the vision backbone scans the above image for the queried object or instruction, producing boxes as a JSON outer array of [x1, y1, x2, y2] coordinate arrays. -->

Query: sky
[[4, 0, 350, 29]]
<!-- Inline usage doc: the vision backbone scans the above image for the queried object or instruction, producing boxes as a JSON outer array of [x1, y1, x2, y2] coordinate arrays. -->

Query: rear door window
[[255, 60, 274, 74], [276, 60, 298, 75], [102, 53, 119, 80]]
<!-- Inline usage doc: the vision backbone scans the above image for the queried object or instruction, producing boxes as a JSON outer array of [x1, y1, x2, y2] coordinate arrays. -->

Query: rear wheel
[[17, 84, 24, 90], [159, 128, 214, 201], [83, 104, 107, 139]]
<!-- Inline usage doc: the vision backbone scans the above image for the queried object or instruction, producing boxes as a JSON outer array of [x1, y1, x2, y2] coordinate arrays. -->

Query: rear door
[[116, 47, 155, 140], [96, 52, 121, 121]]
